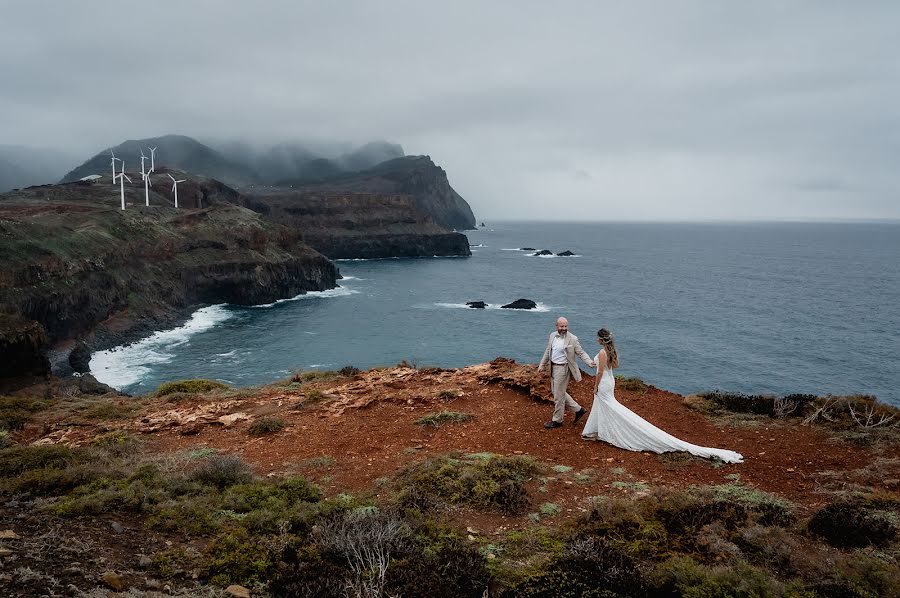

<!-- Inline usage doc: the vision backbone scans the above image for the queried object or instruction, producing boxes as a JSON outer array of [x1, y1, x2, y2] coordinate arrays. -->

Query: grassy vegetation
[[155, 379, 230, 397], [0, 396, 52, 431], [0, 435, 897, 596], [395, 453, 539, 515], [615, 375, 649, 394], [248, 416, 288, 436], [414, 411, 473, 428]]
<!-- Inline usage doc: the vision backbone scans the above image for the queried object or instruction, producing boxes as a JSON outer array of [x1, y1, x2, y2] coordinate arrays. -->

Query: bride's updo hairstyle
[[597, 328, 619, 368]]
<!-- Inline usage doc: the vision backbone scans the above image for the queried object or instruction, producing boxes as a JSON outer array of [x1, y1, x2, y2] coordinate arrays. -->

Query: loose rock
[[225, 584, 252, 598], [101, 571, 126, 591], [501, 299, 537, 310]]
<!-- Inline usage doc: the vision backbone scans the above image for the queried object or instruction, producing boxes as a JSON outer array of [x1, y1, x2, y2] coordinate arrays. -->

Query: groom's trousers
[[551, 364, 582, 423]]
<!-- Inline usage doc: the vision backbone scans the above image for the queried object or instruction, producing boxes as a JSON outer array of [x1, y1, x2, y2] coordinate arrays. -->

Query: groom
[[537, 317, 596, 429]]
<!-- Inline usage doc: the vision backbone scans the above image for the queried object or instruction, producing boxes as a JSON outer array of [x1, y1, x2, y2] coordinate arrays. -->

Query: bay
[[91, 221, 900, 406]]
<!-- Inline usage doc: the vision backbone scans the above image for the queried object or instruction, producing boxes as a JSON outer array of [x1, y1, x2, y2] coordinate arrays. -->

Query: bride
[[581, 329, 743, 464]]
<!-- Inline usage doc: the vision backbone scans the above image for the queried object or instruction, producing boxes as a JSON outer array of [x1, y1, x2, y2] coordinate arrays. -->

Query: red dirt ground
[[42, 358, 887, 530]]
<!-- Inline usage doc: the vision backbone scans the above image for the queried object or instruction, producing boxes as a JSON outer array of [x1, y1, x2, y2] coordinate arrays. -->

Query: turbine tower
[[139, 149, 148, 182], [148, 146, 157, 173], [109, 150, 119, 184], [144, 171, 153, 206], [168, 173, 186, 208], [114, 162, 133, 210]]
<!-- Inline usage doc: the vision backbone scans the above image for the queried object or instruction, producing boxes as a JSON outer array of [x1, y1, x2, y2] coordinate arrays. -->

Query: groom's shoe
[[544, 420, 563, 429], [574, 407, 587, 424]]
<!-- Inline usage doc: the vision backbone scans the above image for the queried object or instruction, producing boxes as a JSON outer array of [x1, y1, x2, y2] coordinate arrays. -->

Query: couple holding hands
[[537, 317, 743, 464]]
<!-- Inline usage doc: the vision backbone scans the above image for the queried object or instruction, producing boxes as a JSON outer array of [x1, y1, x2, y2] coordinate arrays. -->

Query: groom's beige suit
[[539, 330, 594, 423]]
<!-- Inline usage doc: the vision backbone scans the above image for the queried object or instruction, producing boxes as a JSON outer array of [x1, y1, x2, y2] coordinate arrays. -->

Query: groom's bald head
[[556, 317, 568, 334]]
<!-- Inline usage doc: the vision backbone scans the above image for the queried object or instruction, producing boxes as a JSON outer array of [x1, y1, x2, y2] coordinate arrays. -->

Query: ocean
[[90, 221, 900, 407]]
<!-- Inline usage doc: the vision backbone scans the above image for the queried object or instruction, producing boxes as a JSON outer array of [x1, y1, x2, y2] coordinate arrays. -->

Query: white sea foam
[[339, 275, 363, 281], [90, 304, 234, 390], [470, 244, 487, 248], [250, 286, 358, 308], [525, 253, 582, 258]]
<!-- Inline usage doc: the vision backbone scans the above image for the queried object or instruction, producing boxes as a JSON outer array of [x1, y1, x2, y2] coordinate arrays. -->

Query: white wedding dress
[[581, 354, 743, 464]]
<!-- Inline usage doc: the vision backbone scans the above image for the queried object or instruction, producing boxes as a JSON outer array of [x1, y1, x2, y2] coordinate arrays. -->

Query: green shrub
[[272, 545, 348, 597], [150, 547, 201, 579], [0, 396, 50, 431], [396, 454, 538, 515], [647, 555, 794, 597], [146, 495, 222, 535], [437, 389, 460, 399], [203, 527, 280, 587], [415, 411, 473, 428], [339, 365, 361, 377], [188, 454, 253, 489], [155, 379, 229, 397], [248, 416, 288, 436], [615, 375, 649, 395], [385, 532, 490, 598], [808, 500, 898, 548], [504, 537, 644, 597], [222, 477, 321, 513]]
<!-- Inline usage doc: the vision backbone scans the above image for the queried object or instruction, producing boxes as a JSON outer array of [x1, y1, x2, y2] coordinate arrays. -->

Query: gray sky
[[3, 1, 899, 221]]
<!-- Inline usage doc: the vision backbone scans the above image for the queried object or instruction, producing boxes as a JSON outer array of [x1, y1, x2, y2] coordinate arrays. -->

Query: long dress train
[[581, 357, 743, 464]]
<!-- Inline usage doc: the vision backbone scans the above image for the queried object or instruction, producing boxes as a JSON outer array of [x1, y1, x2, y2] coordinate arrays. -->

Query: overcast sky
[[3, 1, 899, 221]]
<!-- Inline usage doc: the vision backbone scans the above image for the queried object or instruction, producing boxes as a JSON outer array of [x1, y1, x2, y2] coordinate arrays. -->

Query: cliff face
[[0, 314, 49, 381], [279, 155, 477, 231], [0, 179, 336, 377], [236, 191, 471, 259]]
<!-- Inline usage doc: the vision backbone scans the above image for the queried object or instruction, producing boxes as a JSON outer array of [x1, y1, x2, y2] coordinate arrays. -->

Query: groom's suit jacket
[[539, 331, 593, 382]]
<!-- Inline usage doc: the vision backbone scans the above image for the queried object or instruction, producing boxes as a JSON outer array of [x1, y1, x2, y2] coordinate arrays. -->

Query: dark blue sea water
[[91, 222, 900, 407]]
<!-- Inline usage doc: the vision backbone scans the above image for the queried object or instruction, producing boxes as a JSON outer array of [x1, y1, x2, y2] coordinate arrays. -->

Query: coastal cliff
[[277, 155, 477, 231], [236, 191, 472, 259], [0, 178, 337, 377]]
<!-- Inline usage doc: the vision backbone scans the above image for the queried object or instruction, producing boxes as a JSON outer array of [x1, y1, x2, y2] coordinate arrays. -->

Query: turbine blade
[[123, 174, 132, 183], [167, 173, 175, 182], [177, 179, 186, 183], [172, 184, 176, 192]]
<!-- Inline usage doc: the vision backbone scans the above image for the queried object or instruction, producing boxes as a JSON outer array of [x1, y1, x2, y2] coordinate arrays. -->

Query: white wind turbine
[[143, 170, 153, 206], [114, 161, 133, 210], [139, 149, 148, 182], [148, 146, 157, 173], [109, 150, 119, 184], [168, 173, 186, 208]]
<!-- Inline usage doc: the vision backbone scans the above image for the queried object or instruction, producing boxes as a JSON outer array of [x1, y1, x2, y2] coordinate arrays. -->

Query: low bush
[[221, 477, 321, 513], [504, 536, 644, 597], [414, 411, 473, 428], [146, 494, 222, 536], [385, 531, 490, 598], [202, 527, 281, 587], [808, 500, 898, 548], [248, 416, 288, 436], [615, 375, 649, 395], [188, 454, 253, 489], [396, 454, 538, 515], [0, 396, 50, 431], [339, 365, 361, 377], [647, 555, 796, 597], [155, 379, 229, 397]]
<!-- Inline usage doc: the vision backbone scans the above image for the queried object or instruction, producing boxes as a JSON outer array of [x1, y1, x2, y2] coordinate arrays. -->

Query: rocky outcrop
[[234, 191, 471, 260], [282, 155, 477, 231], [501, 299, 537, 310], [0, 314, 49, 380], [0, 180, 337, 380], [466, 301, 488, 309]]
